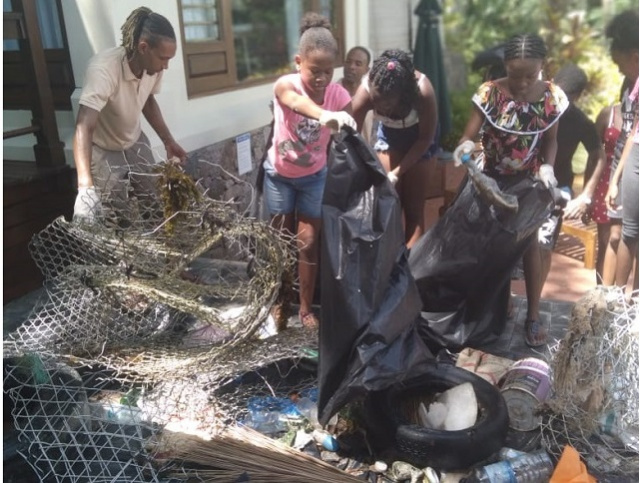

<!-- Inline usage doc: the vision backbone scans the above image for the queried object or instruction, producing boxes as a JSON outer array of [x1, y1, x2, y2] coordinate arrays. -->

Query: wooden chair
[[559, 217, 597, 270]]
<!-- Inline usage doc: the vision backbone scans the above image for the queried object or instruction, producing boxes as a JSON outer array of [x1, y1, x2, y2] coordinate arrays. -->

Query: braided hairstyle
[[121, 7, 176, 57], [605, 10, 639, 53], [503, 34, 547, 62], [298, 12, 337, 58], [368, 49, 419, 117]]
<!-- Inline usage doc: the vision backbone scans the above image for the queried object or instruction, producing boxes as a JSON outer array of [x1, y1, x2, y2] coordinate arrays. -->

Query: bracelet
[[581, 195, 592, 205]]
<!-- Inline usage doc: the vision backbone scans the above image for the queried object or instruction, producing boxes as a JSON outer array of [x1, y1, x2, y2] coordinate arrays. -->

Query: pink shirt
[[268, 73, 351, 178]]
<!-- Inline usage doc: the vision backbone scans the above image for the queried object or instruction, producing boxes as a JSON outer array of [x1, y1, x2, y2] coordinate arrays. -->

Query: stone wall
[[185, 124, 272, 220]]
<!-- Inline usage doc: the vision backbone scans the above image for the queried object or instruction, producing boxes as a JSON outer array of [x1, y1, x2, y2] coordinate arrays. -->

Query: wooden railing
[[3, 0, 65, 167]]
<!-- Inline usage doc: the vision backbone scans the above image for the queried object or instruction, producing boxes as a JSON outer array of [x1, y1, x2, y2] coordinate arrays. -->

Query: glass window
[[179, 0, 344, 97], [181, 0, 220, 41], [4, 0, 64, 51], [3, 0, 75, 110]]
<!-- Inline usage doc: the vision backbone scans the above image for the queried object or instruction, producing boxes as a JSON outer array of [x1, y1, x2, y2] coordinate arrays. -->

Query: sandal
[[524, 318, 548, 348], [299, 311, 319, 329]]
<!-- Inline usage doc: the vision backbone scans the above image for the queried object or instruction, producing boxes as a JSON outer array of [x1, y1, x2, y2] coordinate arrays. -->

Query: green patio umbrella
[[413, 0, 452, 139]]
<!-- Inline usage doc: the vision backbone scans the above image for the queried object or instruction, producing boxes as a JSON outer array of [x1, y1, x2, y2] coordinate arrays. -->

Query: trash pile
[[3, 159, 321, 481], [541, 286, 639, 477], [4, 145, 638, 482]]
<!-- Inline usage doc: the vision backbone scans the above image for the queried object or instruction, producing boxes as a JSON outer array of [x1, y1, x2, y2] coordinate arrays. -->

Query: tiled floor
[[502, 240, 598, 361], [422, 190, 599, 362]]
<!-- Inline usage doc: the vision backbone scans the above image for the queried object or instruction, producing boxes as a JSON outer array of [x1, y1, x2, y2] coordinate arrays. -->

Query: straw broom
[[161, 425, 363, 482]]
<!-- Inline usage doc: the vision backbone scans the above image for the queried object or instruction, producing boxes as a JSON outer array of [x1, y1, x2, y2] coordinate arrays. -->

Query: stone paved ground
[[3, 240, 630, 482]]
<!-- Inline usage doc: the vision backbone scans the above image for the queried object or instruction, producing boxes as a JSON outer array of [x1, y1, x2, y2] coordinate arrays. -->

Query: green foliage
[[442, 0, 637, 146], [444, 0, 547, 65], [440, 79, 480, 151], [573, 42, 624, 119]]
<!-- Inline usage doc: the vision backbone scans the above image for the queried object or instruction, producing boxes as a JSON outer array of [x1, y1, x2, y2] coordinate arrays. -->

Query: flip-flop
[[524, 318, 548, 348], [299, 311, 319, 329]]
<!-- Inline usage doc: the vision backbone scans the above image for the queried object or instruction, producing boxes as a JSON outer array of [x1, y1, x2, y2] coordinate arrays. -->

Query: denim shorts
[[263, 163, 327, 218], [374, 123, 440, 159]]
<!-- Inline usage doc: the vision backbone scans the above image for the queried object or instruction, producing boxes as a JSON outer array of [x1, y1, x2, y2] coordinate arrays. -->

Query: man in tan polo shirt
[[73, 6, 186, 224]]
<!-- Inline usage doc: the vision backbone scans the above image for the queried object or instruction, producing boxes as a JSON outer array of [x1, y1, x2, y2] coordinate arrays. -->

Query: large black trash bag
[[409, 173, 553, 350], [317, 129, 435, 426]]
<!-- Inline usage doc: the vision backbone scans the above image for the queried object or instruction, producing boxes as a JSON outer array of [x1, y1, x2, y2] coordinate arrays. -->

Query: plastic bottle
[[244, 409, 287, 435], [295, 397, 320, 428], [312, 429, 339, 451], [497, 447, 527, 461], [103, 402, 143, 424], [464, 449, 554, 483]]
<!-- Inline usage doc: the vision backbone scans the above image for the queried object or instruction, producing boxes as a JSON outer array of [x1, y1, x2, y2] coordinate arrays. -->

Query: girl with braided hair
[[73, 6, 186, 224], [352, 49, 438, 248], [453, 33, 568, 347], [263, 12, 355, 329]]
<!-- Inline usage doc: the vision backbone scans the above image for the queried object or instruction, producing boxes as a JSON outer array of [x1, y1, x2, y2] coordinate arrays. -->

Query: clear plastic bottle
[[295, 397, 320, 428], [243, 409, 287, 435], [465, 449, 554, 483], [497, 447, 527, 461]]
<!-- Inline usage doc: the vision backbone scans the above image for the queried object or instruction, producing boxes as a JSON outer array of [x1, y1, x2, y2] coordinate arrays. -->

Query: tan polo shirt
[[79, 46, 163, 150]]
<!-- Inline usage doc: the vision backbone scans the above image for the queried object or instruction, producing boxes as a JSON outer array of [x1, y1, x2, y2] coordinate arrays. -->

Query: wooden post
[[14, 0, 66, 168]]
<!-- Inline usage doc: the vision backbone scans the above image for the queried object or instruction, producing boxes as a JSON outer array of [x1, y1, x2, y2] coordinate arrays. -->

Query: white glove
[[387, 171, 399, 186], [537, 164, 558, 189], [453, 140, 476, 166], [318, 110, 357, 133], [73, 186, 102, 223]]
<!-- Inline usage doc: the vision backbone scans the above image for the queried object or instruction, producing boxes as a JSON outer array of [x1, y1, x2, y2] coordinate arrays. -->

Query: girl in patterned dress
[[453, 33, 569, 347]]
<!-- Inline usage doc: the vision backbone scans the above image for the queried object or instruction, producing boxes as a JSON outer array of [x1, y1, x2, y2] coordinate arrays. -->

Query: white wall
[[3, 0, 374, 165], [367, 0, 415, 58]]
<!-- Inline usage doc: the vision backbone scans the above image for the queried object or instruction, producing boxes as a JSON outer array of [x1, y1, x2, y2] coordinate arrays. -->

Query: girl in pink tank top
[[262, 13, 354, 330]]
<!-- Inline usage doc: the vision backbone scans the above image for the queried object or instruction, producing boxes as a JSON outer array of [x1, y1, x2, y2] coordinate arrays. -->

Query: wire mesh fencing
[[3, 159, 322, 482], [541, 286, 639, 477]]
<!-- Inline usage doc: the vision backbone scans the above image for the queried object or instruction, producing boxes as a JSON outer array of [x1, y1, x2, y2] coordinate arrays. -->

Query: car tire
[[365, 361, 509, 471]]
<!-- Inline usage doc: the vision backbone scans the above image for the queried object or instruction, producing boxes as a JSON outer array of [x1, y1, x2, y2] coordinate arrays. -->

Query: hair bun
[[299, 12, 331, 35]]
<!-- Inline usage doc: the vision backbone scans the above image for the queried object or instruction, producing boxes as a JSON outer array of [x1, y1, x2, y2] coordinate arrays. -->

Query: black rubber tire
[[366, 361, 509, 471]]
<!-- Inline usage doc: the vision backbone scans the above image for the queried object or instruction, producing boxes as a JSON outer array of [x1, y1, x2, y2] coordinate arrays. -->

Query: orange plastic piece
[[550, 445, 596, 483]]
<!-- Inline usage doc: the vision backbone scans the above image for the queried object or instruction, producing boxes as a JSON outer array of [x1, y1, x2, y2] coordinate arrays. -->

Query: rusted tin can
[[500, 358, 551, 431]]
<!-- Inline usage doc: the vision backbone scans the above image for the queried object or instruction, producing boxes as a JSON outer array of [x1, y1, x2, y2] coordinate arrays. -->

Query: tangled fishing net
[[541, 286, 639, 477], [3, 158, 322, 482]]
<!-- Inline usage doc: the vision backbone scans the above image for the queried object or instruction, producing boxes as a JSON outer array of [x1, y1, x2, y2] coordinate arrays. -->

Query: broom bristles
[[164, 425, 362, 482]]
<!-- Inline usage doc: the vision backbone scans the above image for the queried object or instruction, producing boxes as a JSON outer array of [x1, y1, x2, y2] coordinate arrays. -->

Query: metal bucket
[[500, 358, 551, 431]]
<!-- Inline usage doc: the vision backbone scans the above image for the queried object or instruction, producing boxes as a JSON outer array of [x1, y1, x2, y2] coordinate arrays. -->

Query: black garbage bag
[[409, 172, 553, 350], [317, 129, 435, 426]]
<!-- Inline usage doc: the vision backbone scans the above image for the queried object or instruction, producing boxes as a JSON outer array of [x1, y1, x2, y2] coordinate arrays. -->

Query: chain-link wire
[[540, 286, 639, 477], [3, 159, 324, 482]]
